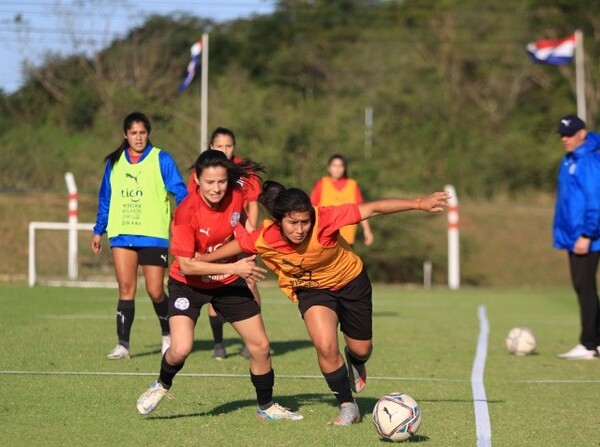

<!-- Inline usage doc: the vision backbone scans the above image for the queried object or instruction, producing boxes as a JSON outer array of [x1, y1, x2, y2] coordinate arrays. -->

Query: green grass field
[[0, 283, 598, 446]]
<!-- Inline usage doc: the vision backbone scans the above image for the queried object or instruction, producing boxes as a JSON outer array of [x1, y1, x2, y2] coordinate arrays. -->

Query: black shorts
[[113, 246, 168, 267], [296, 267, 373, 340], [167, 277, 260, 324]]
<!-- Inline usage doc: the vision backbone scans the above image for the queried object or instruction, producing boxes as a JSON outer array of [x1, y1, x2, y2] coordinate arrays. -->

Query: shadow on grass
[[377, 434, 430, 443], [132, 338, 314, 359], [147, 392, 336, 420]]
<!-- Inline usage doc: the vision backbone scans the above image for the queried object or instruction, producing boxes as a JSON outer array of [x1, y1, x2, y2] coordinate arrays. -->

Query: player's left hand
[[419, 191, 451, 213]]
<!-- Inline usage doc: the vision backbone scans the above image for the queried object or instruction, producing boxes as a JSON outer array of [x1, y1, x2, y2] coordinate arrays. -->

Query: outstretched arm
[[358, 191, 450, 220]]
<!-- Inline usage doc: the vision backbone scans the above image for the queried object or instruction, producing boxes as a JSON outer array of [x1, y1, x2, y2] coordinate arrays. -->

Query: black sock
[[251, 369, 275, 408], [346, 347, 371, 366], [158, 355, 185, 390], [153, 297, 170, 336], [323, 365, 354, 405], [116, 300, 135, 349], [209, 315, 224, 344]]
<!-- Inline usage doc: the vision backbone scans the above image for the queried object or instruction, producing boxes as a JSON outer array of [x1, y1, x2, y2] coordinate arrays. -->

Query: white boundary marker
[[472, 305, 492, 447]]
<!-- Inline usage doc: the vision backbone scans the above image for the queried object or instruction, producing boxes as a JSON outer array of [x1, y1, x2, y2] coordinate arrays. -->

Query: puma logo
[[126, 172, 141, 184], [160, 254, 167, 263], [199, 228, 210, 237], [383, 406, 398, 422]]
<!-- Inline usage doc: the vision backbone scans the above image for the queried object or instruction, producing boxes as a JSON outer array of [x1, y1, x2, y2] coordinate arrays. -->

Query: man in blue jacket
[[554, 114, 600, 359]]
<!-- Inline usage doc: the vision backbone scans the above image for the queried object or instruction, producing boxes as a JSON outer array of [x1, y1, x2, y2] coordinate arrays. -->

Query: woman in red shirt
[[186, 127, 263, 361], [201, 181, 449, 425], [136, 152, 302, 421]]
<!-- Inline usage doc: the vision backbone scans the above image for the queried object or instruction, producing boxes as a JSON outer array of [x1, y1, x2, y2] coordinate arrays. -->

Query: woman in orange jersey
[[200, 181, 449, 425], [310, 154, 373, 246], [136, 152, 302, 421]]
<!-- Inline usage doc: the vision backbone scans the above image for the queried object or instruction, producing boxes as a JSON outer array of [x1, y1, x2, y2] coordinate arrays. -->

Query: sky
[[0, 1, 276, 94]]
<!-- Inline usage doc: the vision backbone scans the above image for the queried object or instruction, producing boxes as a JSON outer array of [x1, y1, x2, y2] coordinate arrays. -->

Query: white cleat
[[136, 381, 171, 415], [557, 344, 599, 360], [256, 402, 303, 421], [107, 344, 130, 360]]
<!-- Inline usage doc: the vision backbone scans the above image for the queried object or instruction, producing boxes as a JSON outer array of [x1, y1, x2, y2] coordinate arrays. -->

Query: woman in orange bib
[[201, 181, 449, 426], [310, 154, 373, 246]]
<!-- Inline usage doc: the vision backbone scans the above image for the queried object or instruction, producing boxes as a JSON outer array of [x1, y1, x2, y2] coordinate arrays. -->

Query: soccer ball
[[372, 392, 422, 442], [505, 327, 536, 356]]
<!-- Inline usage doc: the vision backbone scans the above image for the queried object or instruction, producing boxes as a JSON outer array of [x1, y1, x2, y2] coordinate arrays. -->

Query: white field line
[[0, 370, 466, 382], [472, 304, 492, 447], [1, 369, 596, 384]]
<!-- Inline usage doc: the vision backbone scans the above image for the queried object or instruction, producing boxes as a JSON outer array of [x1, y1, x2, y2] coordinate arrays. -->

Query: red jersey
[[186, 155, 261, 201], [237, 204, 362, 254], [169, 187, 246, 288]]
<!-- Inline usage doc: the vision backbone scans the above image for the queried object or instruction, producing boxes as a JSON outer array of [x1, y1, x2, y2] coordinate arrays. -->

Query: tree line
[[1, 0, 597, 283]]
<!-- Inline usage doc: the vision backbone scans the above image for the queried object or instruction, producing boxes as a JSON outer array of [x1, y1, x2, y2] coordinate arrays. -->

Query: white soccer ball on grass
[[505, 326, 537, 356], [372, 392, 422, 442]]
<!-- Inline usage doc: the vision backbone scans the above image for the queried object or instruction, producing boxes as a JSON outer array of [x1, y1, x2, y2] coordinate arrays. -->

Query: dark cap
[[557, 114, 586, 136]]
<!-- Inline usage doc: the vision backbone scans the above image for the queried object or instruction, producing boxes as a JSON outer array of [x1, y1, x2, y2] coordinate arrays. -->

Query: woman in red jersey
[[187, 127, 263, 360], [200, 180, 449, 425], [136, 152, 302, 421], [310, 154, 373, 247]]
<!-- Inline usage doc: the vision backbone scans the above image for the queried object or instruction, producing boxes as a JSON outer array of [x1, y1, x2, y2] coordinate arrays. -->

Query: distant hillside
[[1, 1, 598, 196], [0, 0, 595, 282]]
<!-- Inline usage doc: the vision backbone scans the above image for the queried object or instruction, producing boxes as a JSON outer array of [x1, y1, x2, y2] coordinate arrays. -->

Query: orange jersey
[[169, 187, 246, 288], [237, 204, 364, 302], [310, 177, 364, 244]]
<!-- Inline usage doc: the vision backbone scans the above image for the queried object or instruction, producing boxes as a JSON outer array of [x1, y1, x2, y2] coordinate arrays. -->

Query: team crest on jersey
[[230, 212, 241, 227], [174, 297, 190, 310]]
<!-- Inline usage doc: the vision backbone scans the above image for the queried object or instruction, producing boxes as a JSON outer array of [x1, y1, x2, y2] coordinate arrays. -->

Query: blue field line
[[471, 304, 492, 447]]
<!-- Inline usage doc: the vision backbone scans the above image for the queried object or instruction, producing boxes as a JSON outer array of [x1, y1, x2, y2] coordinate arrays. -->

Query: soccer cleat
[[240, 345, 251, 360], [256, 403, 303, 421], [333, 401, 361, 426], [211, 342, 226, 360], [107, 344, 130, 360], [136, 381, 171, 415], [557, 344, 599, 360], [344, 346, 366, 393], [161, 335, 171, 355]]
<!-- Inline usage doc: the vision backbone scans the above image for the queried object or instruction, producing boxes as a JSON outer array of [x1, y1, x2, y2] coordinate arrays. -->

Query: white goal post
[[28, 221, 117, 287]]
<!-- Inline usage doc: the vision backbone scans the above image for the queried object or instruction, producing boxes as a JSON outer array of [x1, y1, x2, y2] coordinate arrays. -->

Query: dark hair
[[104, 112, 153, 166], [210, 127, 236, 147], [259, 181, 315, 225], [193, 149, 263, 190], [327, 153, 348, 178]]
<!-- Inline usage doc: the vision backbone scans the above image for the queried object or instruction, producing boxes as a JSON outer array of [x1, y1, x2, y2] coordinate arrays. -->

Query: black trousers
[[568, 251, 600, 350]]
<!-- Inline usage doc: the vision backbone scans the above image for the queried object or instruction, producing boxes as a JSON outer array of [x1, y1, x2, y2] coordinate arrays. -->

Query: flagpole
[[575, 29, 586, 121], [200, 32, 209, 152]]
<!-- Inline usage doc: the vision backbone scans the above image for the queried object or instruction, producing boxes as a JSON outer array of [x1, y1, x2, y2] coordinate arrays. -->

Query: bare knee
[[166, 344, 192, 364], [315, 342, 341, 365], [146, 288, 166, 304], [117, 280, 136, 298], [246, 339, 270, 360]]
